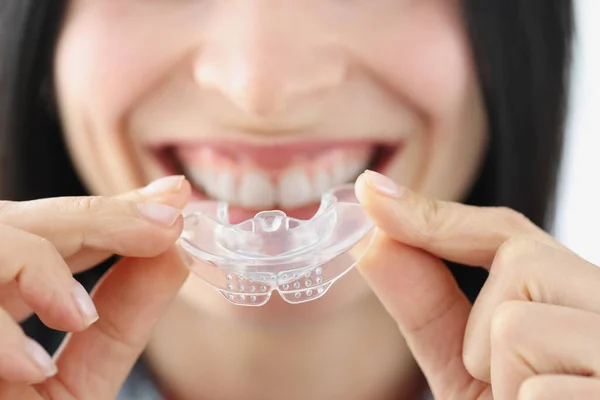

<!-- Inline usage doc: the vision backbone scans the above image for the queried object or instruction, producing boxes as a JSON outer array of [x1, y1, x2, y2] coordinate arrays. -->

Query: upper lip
[[151, 139, 401, 183], [147, 137, 402, 156], [142, 126, 406, 147], [149, 138, 401, 172]]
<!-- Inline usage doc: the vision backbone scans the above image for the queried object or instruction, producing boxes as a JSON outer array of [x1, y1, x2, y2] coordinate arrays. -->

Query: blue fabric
[[117, 362, 163, 400], [117, 360, 435, 400]]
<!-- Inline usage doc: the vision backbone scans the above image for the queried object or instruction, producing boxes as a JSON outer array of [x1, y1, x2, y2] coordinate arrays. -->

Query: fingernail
[[139, 176, 184, 196], [138, 202, 181, 227], [72, 281, 99, 327], [25, 338, 57, 377], [362, 170, 403, 198]]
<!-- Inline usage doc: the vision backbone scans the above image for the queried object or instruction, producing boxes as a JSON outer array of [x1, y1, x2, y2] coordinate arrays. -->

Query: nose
[[193, 3, 347, 117]]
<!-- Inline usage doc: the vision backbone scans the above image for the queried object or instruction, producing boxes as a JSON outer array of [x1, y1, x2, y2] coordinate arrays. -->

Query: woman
[[0, 1, 591, 399]]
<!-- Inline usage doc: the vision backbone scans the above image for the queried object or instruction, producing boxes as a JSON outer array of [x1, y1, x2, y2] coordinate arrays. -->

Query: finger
[[0, 224, 97, 331], [0, 307, 57, 383], [0, 177, 190, 270], [1, 177, 189, 326], [38, 249, 189, 400], [490, 301, 600, 400], [464, 239, 600, 382], [65, 176, 192, 273], [0, 384, 35, 400], [519, 375, 600, 400], [0, 283, 32, 322], [116, 175, 190, 208], [355, 170, 556, 268], [358, 232, 491, 400]]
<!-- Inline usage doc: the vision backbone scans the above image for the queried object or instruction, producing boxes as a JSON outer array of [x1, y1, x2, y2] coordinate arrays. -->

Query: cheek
[[54, 3, 195, 128], [352, 1, 486, 199], [361, 3, 476, 122], [53, 2, 203, 193]]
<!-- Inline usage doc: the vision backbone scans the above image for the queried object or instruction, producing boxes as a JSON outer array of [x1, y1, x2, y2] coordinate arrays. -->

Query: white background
[[555, 0, 600, 262]]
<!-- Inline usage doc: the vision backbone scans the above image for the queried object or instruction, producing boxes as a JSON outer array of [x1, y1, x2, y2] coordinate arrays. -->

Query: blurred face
[[55, 0, 487, 319]]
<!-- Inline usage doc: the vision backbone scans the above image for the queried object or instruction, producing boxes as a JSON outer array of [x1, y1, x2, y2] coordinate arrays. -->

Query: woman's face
[[54, 0, 487, 319]]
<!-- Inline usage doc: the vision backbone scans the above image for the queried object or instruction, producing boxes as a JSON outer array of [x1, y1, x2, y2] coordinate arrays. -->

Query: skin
[[354, 172, 600, 399], [52, 1, 486, 398], [0, 0, 595, 399]]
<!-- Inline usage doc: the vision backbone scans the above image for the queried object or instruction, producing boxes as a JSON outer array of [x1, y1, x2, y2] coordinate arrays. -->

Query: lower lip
[[156, 143, 400, 222]]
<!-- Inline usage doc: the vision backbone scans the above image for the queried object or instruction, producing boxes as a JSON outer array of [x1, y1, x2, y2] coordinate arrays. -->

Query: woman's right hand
[[0, 176, 192, 399]]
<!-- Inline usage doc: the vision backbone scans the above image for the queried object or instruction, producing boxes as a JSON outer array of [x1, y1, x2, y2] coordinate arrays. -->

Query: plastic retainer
[[176, 184, 376, 306]]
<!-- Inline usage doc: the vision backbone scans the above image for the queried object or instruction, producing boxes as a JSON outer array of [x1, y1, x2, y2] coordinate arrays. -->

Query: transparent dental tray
[[176, 185, 375, 306]]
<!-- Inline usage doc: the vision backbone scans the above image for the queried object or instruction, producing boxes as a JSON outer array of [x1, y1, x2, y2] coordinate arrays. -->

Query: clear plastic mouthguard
[[176, 185, 375, 306]]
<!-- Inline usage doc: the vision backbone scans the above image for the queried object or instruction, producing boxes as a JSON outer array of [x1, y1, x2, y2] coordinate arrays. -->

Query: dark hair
[[1, 1, 574, 349]]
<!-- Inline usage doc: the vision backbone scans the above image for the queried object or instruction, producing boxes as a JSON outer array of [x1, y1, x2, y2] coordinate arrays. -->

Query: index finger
[[355, 170, 555, 268], [37, 249, 189, 400], [0, 178, 191, 264], [358, 233, 490, 400]]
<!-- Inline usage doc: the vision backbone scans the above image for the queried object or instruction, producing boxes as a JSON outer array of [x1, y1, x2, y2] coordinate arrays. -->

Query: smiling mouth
[[154, 140, 399, 212]]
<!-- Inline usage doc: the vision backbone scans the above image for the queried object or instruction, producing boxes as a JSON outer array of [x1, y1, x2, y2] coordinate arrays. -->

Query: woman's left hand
[[355, 171, 600, 400]]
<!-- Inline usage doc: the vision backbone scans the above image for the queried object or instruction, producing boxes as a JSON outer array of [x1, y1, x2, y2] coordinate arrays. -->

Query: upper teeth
[[184, 149, 371, 209]]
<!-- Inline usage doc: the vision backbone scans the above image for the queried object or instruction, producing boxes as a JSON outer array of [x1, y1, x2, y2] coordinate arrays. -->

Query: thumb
[[358, 233, 488, 399], [37, 248, 189, 400], [66, 176, 192, 274], [116, 175, 191, 209], [355, 170, 551, 269]]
